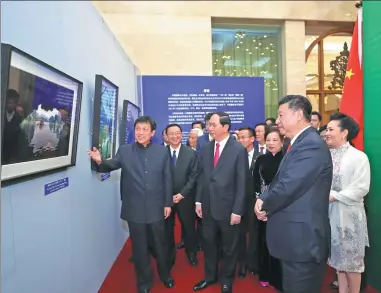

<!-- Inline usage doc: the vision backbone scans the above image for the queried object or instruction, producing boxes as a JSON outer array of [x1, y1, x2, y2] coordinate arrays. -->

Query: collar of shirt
[[290, 126, 311, 145], [248, 148, 254, 158], [170, 144, 181, 156], [6, 111, 15, 122], [215, 135, 229, 154], [136, 141, 152, 149], [208, 134, 213, 141]]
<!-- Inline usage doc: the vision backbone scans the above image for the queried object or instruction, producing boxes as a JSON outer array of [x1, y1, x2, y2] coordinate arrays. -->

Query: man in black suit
[[255, 95, 332, 293], [236, 127, 262, 278], [88, 116, 174, 293], [165, 123, 199, 267], [193, 112, 248, 293]]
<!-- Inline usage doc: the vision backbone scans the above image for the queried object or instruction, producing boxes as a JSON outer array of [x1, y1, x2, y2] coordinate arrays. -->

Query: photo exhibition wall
[[1, 2, 139, 293]]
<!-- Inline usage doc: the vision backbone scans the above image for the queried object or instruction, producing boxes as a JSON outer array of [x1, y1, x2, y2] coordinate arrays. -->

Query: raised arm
[[88, 147, 122, 172]]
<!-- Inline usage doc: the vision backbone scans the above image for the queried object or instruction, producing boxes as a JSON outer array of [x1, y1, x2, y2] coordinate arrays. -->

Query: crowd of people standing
[[88, 95, 370, 293]]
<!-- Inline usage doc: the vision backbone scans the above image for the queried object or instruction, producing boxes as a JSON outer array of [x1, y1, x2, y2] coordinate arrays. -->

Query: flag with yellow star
[[340, 7, 363, 151]]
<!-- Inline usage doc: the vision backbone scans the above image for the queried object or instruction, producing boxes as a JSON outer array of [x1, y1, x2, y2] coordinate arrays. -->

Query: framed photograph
[[91, 75, 118, 170], [1, 43, 83, 183], [120, 100, 141, 146]]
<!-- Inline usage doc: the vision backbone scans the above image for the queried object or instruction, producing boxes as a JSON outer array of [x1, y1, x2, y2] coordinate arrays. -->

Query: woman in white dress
[[325, 113, 370, 293]]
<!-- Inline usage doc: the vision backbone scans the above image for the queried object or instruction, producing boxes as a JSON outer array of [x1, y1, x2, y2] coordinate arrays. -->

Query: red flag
[[340, 9, 363, 151]]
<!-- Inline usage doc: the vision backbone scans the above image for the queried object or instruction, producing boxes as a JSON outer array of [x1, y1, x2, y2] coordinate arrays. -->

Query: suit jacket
[[246, 149, 262, 204], [260, 127, 332, 263], [98, 143, 173, 224], [196, 136, 248, 220], [197, 133, 210, 150], [168, 144, 199, 198]]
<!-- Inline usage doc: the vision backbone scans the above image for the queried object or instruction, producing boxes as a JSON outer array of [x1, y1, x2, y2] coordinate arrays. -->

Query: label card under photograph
[[44, 177, 69, 196]]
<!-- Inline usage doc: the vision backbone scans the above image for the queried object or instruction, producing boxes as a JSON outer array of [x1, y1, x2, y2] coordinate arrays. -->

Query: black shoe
[[248, 268, 257, 275], [176, 240, 185, 249], [197, 244, 204, 251], [193, 279, 218, 291], [237, 265, 247, 279], [330, 281, 339, 290], [188, 253, 198, 266], [138, 289, 150, 293], [221, 284, 232, 293], [163, 277, 174, 288]]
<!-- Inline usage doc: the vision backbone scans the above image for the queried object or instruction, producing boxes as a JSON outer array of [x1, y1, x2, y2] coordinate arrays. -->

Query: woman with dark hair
[[325, 112, 370, 293], [252, 127, 283, 291]]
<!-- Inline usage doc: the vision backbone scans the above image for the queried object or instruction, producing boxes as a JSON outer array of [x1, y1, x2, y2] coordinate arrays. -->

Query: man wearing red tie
[[193, 112, 248, 293]]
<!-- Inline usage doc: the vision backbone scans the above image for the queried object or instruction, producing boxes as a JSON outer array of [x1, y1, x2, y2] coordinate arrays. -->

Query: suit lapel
[[273, 127, 314, 179], [175, 144, 185, 169]]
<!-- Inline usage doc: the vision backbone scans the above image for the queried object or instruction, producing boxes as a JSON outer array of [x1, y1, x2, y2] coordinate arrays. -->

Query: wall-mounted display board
[[91, 75, 118, 170], [1, 43, 83, 183]]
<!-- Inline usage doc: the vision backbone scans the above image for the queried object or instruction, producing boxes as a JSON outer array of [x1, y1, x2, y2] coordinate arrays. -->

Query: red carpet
[[99, 221, 379, 293]]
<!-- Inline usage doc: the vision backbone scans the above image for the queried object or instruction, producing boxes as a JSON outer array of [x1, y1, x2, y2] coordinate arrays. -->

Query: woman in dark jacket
[[253, 127, 284, 291]]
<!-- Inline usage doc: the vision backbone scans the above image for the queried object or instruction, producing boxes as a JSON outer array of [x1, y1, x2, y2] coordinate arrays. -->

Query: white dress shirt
[[170, 144, 181, 158], [214, 134, 229, 155], [248, 148, 254, 169], [258, 143, 266, 154]]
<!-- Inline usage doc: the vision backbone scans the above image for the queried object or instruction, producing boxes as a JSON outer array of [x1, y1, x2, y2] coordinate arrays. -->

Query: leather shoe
[[193, 279, 217, 291], [138, 289, 150, 293], [248, 268, 257, 275], [330, 281, 339, 290], [176, 240, 185, 249], [221, 284, 231, 293], [237, 266, 247, 279], [163, 277, 174, 288], [188, 253, 198, 266]]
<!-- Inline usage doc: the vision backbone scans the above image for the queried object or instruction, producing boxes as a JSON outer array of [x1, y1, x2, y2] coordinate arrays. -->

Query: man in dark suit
[[193, 112, 248, 293], [255, 95, 332, 293], [237, 127, 262, 278], [88, 116, 174, 293], [165, 123, 199, 267], [197, 112, 213, 150]]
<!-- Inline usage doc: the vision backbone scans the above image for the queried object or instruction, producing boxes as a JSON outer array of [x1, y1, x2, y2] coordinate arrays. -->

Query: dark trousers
[[237, 207, 259, 270], [129, 220, 170, 291], [281, 260, 326, 293], [196, 216, 203, 246], [203, 214, 240, 286], [173, 198, 197, 254]]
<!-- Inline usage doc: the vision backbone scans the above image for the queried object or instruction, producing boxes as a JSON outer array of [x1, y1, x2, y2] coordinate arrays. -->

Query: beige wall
[[93, 1, 356, 96]]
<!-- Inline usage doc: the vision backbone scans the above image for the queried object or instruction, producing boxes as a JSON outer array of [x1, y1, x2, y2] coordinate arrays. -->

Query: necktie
[[287, 144, 292, 152], [172, 150, 177, 165], [214, 143, 220, 168], [260, 146, 264, 153]]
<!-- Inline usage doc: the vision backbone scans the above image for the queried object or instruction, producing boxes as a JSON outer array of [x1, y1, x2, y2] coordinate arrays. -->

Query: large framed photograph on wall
[[1, 43, 83, 183], [120, 100, 140, 146], [91, 75, 119, 170]]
